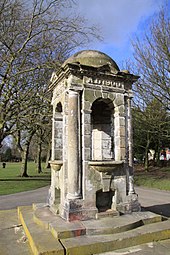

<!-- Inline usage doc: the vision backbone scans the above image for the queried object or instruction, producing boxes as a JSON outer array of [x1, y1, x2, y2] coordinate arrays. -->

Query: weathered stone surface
[[94, 90, 102, 98], [108, 93, 116, 100], [83, 100, 91, 110], [84, 89, 95, 102], [114, 94, 124, 106], [118, 105, 125, 116], [102, 92, 108, 98], [49, 50, 140, 221], [62, 50, 120, 73]]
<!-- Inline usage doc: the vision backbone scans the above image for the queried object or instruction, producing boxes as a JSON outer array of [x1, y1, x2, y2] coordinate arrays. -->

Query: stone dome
[[63, 50, 120, 73]]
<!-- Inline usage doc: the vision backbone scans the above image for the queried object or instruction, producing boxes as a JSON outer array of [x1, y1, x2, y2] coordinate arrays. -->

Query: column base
[[67, 193, 82, 200], [59, 199, 98, 221]]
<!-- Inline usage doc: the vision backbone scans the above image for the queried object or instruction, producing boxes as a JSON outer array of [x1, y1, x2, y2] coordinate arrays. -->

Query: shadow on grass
[[143, 204, 170, 217]]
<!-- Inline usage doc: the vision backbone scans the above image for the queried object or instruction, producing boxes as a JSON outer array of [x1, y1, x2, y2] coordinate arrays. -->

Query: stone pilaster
[[127, 95, 135, 194]]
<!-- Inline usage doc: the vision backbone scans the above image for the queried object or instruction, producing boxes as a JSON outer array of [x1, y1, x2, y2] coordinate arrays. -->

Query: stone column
[[67, 90, 81, 199], [127, 95, 135, 194]]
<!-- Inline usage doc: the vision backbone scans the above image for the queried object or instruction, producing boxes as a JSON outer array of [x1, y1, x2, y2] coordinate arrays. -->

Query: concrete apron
[[16, 203, 170, 255]]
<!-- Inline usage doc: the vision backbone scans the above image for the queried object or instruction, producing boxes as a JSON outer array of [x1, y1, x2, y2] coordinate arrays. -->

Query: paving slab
[[1, 207, 170, 255], [18, 206, 64, 255], [0, 209, 31, 255], [96, 241, 170, 255], [160, 239, 170, 249]]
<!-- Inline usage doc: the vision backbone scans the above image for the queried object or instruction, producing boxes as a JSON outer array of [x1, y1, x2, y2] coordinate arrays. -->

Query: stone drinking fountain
[[48, 50, 141, 221]]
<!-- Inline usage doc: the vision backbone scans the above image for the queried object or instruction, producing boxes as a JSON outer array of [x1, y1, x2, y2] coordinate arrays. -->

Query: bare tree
[[132, 4, 170, 110], [0, 0, 101, 146], [0, 0, 101, 175], [133, 99, 170, 171]]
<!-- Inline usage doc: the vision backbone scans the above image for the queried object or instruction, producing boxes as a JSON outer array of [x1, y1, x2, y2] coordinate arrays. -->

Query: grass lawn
[[134, 165, 170, 191], [1, 162, 170, 195], [0, 162, 51, 195]]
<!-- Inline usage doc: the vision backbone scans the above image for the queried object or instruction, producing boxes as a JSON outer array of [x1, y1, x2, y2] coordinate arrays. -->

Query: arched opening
[[91, 99, 114, 160], [53, 102, 63, 160], [56, 102, 62, 112]]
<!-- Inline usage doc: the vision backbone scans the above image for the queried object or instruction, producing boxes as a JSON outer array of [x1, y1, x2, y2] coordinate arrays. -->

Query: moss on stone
[[84, 90, 95, 102]]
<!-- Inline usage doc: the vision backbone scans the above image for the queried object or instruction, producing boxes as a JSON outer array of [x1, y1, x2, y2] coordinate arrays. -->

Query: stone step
[[61, 220, 170, 255], [33, 205, 163, 238], [33, 205, 86, 239], [18, 206, 170, 255], [18, 206, 64, 255], [81, 211, 163, 236]]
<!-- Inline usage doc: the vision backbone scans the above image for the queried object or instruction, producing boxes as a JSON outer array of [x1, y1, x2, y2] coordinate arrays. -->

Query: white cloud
[[76, 0, 165, 46]]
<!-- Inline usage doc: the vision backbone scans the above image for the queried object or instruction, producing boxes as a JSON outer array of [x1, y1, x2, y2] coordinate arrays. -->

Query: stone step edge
[[33, 209, 87, 239], [17, 206, 170, 255], [33, 206, 163, 239], [61, 220, 170, 255], [85, 213, 164, 236], [18, 207, 64, 255]]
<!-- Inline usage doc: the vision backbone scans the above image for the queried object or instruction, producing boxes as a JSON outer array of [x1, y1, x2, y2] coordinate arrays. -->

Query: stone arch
[[53, 101, 63, 160], [91, 98, 114, 160], [56, 102, 62, 113]]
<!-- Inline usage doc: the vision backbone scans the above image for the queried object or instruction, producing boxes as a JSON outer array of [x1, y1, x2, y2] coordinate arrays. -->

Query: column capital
[[81, 109, 92, 114]]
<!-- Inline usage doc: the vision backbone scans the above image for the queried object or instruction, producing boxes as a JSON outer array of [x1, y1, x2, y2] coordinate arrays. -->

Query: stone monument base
[[16, 204, 170, 255], [59, 199, 98, 221]]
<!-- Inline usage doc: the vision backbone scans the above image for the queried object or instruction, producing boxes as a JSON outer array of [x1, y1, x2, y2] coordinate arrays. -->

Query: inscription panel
[[84, 77, 124, 89]]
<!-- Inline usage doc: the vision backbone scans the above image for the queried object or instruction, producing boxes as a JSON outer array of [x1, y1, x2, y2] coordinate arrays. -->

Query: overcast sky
[[75, 0, 169, 67]]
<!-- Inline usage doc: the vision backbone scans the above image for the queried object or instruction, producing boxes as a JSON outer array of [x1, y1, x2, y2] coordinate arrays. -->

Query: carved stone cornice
[[49, 63, 140, 92]]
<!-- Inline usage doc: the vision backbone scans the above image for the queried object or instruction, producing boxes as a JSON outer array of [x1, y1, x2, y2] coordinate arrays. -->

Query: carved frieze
[[84, 77, 124, 89]]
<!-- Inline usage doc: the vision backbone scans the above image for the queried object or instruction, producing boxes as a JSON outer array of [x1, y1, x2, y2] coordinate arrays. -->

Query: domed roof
[[63, 50, 120, 73]]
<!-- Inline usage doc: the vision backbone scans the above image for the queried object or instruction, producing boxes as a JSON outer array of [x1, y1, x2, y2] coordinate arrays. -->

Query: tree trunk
[[156, 141, 161, 166], [45, 142, 51, 169], [18, 131, 35, 177], [21, 144, 30, 177], [144, 133, 150, 172], [36, 140, 42, 173], [153, 149, 157, 166]]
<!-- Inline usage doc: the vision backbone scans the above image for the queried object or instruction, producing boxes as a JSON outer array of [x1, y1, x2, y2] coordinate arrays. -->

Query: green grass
[[0, 162, 51, 195], [1, 162, 170, 195], [134, 165, 170, 191], [134, 176, 170, 191]]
